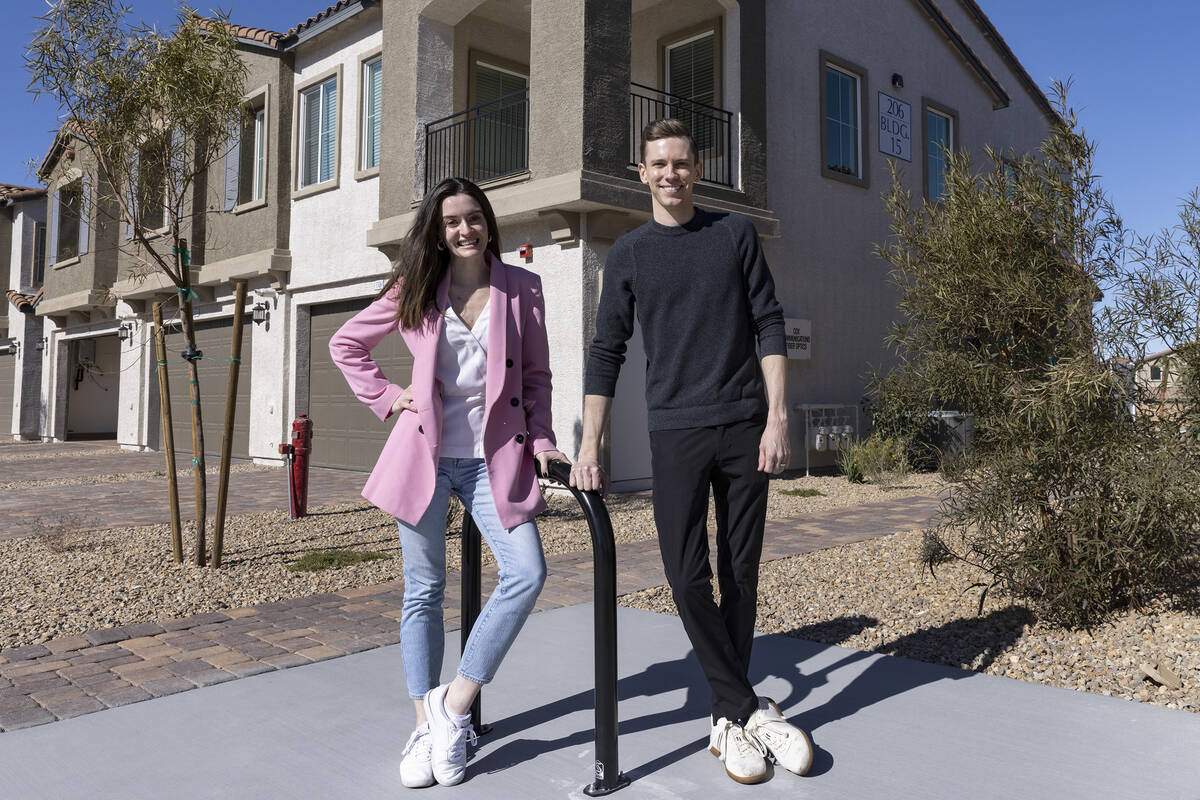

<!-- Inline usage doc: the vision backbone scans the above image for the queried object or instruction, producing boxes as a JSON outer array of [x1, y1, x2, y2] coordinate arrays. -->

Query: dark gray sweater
[[585, 208, 786, 431]]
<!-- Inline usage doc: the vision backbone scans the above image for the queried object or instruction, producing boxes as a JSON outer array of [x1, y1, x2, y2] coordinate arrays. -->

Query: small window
[[471, 61, 528, 181], [361, 56, 382, 171], [663, 26, 723, 165], [138, 137, 166, 230], [299, 76, 338, 189], [923, 100, 957, 202], [820, 52, 868, 187], [1150, 365, 1163, 382], [239, 100, 267, 204], [56, 181, 82, 262], [33, 222, 47, 284]]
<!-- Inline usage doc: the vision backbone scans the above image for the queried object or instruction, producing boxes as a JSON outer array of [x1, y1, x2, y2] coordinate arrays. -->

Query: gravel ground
[[621, 527, 1199, 712], [0, 462, 273, 491], [4, 465, 1194, 713]]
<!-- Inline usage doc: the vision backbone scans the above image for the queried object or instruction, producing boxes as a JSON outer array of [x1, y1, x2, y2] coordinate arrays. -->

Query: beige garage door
[[309, 299, 413, 471], [166, 318, 252, 459], [0, 351, 14, 432]]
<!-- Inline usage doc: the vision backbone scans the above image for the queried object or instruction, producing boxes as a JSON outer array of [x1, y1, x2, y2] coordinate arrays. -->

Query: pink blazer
[[328, 253, 556, 529]]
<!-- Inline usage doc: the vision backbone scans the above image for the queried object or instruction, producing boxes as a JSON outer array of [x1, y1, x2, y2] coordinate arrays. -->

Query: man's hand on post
[[569, 457, 610, 496]]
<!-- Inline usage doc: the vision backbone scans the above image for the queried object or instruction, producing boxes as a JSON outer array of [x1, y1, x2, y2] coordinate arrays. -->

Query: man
[[570, 119, 813, 784]]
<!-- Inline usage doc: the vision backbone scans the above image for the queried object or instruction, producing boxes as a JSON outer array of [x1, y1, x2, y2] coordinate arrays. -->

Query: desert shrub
[[838, 443, 864, 483], [865, 370, 938, 470], [852, 435, 909, 486]]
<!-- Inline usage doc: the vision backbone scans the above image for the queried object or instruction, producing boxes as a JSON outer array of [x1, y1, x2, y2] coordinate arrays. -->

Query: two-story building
[[14, 0, 1056, 493], [2, 183, 47, 441]]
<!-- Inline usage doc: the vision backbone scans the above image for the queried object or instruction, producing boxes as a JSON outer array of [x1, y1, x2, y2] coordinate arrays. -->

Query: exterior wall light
[[891, 73, 904, 89], [117, 323, 133, 342], [35, 337, 46, 352], [1, 338, 18, 356], [251, 302, 270, 324]]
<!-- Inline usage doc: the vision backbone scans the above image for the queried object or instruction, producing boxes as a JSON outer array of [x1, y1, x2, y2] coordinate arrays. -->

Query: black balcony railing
[[424, 88, 530, 194], [629, 82, 734, 188]]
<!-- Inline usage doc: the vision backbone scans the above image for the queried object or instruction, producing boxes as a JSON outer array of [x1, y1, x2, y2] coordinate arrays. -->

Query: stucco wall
[[762, 0, 1053, 446]]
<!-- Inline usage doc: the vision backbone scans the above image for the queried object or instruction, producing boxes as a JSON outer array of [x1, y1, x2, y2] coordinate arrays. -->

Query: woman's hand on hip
[[534, 449, 568, 478], [388, 386, 417, 417]]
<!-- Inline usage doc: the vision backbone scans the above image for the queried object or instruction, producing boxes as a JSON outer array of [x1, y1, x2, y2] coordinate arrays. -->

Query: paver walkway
[[0, 487, 940, 731]]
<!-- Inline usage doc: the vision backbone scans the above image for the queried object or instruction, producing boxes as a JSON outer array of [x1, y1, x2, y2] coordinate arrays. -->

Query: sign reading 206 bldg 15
[[878, 92, 911, 162]]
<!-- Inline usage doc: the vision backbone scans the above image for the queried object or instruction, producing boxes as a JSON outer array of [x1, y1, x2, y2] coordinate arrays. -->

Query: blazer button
[[506, 358, 513, 368], [515, 434, 524, 444], [510, 397, 519, 407], [418, 425, 424, 434]]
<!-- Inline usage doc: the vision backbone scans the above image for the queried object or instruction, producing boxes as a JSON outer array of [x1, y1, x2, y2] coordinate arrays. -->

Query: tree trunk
[[211, 280, 248, 568], [152, 302, 183, 563], [175, 251, 207, 566]]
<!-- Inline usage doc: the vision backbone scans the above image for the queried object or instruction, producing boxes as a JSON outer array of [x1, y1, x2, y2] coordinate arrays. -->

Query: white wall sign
[[878, 92, 911, 162], [785, 318, 811, 360]]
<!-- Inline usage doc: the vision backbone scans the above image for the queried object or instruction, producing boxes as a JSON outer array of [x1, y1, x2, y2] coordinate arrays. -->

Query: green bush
[[838, 443, 864, 483], [852, 435, 909, 486], [865, 370, 937, 470]]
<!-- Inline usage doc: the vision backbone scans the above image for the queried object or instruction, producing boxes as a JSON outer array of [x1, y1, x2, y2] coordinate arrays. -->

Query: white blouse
[[436, 303, 489, 458]]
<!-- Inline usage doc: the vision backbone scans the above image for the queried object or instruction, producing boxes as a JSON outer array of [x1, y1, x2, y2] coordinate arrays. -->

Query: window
[[1151, 365, 1163, 382], [56, 181, 82, 262], [663, 25, 722, 163], [240, 101, 267, 204], [471, 60, 528, 181], [360, 56, 382, 172], [33, 222, 47, 284], [923, 99, 957, 202], [820, 52, 868, 187], [299, 75, 338, 189], [138, 138, 166, 230]]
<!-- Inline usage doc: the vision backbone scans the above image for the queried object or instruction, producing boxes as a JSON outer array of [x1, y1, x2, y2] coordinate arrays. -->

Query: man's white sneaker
[[423, 684, 477, 786], [399, 723, 435, 788], [709, 717, 769, 784], [745, 698, 813, 776]]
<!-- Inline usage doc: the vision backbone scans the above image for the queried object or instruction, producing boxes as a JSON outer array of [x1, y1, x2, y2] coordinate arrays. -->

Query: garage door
[[166, 317, 252, 459], [309, 299, 413, 471], [0, 350, 14, 434]]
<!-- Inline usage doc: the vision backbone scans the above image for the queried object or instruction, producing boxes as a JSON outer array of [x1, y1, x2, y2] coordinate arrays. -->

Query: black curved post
[[458, 513, 491, 735], [458, 461, 629, 794]]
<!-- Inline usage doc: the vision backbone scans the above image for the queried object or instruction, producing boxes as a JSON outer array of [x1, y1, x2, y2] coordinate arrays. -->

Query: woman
[[329, 177, 565, 788]]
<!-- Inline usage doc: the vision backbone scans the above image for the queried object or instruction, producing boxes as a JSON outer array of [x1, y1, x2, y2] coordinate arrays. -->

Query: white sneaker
[[399, 723, 435, 788], [423, 684, 477, 786], [745, 698, 814, 776], [709, 717, 769, 784]]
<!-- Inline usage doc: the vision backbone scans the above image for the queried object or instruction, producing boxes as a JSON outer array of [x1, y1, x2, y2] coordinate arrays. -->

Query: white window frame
[[923, 98, 958, 203], [294, 66, 342, 198], [357, 51, 382, 179]]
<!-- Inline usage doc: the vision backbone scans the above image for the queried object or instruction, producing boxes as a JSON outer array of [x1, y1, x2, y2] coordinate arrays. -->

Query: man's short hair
[[640, 118, 699, 164]]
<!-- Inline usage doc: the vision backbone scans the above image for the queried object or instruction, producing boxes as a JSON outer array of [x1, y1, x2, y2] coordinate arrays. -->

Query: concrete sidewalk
[[1, 604, 1197, 800]]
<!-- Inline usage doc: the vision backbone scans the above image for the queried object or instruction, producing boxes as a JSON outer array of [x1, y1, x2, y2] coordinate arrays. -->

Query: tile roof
[[287, 1, 360, 38], [0, 185, 45, 203], [6, 287, 45, 313], [195, 16, 285, 49]]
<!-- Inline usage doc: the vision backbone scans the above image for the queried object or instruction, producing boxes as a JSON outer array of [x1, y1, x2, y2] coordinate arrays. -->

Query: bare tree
[[27, 0, 248, 565]]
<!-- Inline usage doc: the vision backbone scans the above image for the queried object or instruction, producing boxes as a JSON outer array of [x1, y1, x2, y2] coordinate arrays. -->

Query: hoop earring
[[436, 241, 446, 251]]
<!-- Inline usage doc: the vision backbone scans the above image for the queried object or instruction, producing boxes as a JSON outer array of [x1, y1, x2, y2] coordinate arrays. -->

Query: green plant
[[865, 370, 937, 470], [287, 550, 391, 572], [838, 444, 864, 484], [852, 435, 909, 486], [779, 488, 824, 497]]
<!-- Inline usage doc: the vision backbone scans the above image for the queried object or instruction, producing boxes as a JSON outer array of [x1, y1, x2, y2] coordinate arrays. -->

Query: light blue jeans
[[397, 457, 546, 699]]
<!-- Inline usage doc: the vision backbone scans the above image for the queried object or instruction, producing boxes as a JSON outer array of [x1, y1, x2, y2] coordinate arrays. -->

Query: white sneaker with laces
[[745, 698, 814, 776], [708, 716, 769, 784], [399, 723, 435, 788], [423, 684, 478, 786]]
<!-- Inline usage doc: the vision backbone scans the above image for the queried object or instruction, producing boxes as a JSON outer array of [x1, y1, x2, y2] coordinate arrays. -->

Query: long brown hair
[[379, 177, 503, 330]]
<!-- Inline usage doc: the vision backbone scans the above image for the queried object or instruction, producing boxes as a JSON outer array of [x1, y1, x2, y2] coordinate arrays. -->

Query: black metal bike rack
[[460, 459, 629, 796]]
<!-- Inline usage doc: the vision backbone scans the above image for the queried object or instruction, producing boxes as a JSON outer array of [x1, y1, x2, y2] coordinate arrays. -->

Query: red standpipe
[[277, 414, 313, 519]]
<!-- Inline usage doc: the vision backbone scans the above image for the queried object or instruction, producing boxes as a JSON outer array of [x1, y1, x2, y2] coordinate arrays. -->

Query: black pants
[[649, 417, 768, 725]]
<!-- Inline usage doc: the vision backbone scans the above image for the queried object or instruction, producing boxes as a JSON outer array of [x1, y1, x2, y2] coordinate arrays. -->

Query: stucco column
[[529, 0, 631, 181], [737, 0, 768, 208]]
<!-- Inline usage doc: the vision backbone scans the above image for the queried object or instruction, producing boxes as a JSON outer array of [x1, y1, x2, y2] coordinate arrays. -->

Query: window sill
[[292, 178, 340, 202], [53, 255, 81, 271], [821, 165, 869, 189], [354, 165, 380, 182], [233, 198, 268, 215]]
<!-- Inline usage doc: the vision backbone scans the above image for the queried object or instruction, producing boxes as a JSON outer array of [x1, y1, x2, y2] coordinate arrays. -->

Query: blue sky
[[2, 0, 1196, 241]]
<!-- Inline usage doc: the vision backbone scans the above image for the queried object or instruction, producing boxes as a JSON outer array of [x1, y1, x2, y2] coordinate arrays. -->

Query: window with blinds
[[300, 76, 338, 189], [33, 222, 47, 284], [472, 62, 528, 180], [361, 57, 382, 171], [665, 30, 718, 155], [237, 101, 266, 204]]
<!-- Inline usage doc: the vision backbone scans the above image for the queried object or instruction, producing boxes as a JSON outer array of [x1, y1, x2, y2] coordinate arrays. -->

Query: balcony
[[629, 83, 734, 188], [424, 88, 530, 194]]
